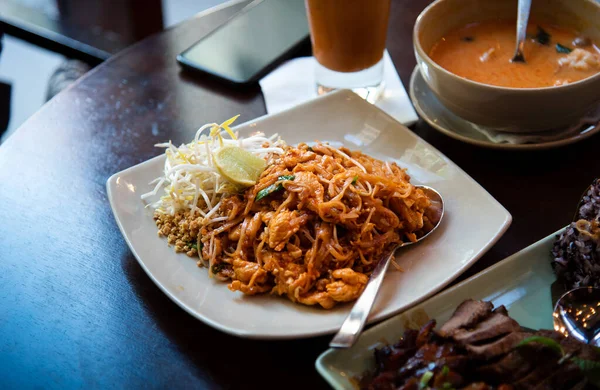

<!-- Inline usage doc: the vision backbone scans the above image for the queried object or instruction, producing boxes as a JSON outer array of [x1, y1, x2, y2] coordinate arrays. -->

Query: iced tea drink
[[305, 0, 391, 101]]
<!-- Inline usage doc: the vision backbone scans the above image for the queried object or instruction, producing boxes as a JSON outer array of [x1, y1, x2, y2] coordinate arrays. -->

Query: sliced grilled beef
[[531, 362, 587, 390], [439, 299, 494, 337], [493, 305, 509, 316], [452, 312, 521, 344], [477, 350, 534, 382], [362, 300, 598, 390], [466, 331, 529, 359], [513, 359, 564, 389]]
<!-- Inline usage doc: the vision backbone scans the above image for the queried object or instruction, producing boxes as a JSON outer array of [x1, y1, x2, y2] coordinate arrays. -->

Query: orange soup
[[429, 21, 600, 88]]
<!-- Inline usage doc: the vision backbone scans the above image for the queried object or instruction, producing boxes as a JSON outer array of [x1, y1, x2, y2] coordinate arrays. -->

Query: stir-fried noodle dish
[[143, 117, 434, 308]]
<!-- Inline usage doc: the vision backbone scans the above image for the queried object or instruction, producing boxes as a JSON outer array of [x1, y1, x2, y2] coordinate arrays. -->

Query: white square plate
[[107, 90, 511, 339]]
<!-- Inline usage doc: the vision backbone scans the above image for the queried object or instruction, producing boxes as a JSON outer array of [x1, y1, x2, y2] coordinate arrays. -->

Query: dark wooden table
[[1, 1, 599, 388], [0, 0, 164, 64]]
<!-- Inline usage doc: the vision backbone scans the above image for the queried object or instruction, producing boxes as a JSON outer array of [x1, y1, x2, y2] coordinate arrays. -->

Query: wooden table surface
[[2, 0, 599, 388]]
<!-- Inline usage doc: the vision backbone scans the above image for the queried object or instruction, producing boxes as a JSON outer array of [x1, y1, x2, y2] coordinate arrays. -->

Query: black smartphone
[[177, 0, 309, 85]]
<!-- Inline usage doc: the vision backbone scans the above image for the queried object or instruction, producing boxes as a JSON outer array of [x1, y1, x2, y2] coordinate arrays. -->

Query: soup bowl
[[413, 0, 600, 132]]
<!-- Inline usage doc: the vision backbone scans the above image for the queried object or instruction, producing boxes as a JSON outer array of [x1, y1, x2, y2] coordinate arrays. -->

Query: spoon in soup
[[329, 186, 444, 349], [511, 0, 532, 63]]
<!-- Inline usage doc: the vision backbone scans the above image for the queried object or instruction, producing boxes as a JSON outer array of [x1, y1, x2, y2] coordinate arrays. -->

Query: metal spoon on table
[[511, 0, 532, 63], [330, 186, 444, 349]]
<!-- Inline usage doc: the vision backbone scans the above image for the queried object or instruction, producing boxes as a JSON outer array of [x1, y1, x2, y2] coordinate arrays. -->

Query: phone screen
[[178, 0, 309, 84]]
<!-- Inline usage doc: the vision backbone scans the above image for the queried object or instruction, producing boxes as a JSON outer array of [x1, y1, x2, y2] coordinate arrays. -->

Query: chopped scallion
[[419, 371, 433, 389], [255, 175, 295, 201]]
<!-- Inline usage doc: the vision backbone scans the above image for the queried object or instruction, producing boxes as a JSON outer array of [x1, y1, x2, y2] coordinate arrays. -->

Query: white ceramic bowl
[[414, 0, 600, 132]]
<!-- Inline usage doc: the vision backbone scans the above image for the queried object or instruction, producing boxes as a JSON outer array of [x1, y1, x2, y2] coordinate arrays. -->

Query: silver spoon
[[330, 186, 444, 349], [553, 287, 600, 346], [511, 0, 532, 63]]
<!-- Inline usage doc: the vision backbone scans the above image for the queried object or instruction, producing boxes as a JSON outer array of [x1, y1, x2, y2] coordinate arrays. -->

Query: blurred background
[[0, 0, 230, 142]]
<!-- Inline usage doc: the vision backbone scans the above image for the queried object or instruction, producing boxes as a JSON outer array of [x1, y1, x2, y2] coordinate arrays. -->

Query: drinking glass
[[304, 0, 391, 103]]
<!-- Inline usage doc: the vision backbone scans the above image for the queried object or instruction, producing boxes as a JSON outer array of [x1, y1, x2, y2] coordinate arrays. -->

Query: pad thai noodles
[[144, 118, 434, 309]]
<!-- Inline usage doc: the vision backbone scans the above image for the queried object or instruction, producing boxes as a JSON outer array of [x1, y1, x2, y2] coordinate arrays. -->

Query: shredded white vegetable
[[141, 116, 285, 222]]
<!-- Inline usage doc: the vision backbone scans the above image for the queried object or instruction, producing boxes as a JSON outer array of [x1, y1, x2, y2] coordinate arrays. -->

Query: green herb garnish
[[572, 357, 600, 387], [256, 184, 279, 201], [255, 175, 295, 201], [352, 175, 359, 185], [556, 43, 572, 53], [419, 371, 433, 389], [534, 26, 551, 45], [441, 365, 449, 376], [442, 383, 454, 390], [517, 336, 564, 356]]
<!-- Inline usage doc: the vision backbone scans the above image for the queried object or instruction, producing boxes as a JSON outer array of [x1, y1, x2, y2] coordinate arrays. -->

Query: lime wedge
[[214, 145, 267, 188]]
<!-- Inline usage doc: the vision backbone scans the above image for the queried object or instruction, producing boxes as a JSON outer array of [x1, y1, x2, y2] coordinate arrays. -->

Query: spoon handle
[[513, 0, 532, 62], [329, 248, 396, 349]]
